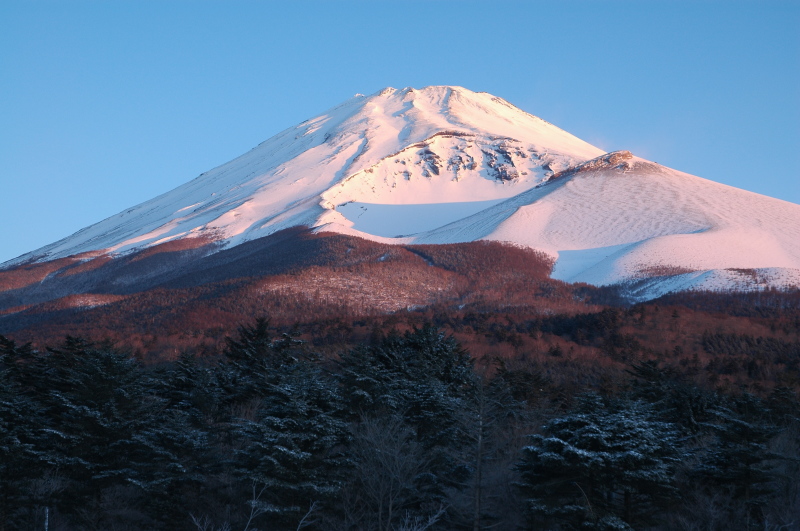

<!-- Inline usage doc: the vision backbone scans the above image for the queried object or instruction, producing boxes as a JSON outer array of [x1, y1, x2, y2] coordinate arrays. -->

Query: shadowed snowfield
[[337, 200, 505, 237]]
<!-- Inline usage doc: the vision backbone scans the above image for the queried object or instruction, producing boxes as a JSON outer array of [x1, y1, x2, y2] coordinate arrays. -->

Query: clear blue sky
[[1, 0, 798, 264]]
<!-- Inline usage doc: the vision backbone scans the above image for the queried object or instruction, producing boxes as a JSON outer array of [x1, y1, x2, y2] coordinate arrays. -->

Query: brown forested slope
[[2, 229, 798, 394], [0, 230, 588, 355]]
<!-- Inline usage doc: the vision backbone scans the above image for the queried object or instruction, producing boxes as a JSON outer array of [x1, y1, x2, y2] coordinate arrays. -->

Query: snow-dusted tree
[[517, 394, 682, 530], [218, 318, 305, 409], [233, 360, 350, 529], [213, 318, 349, 528], [337, 324, 474, 515], [14, 337, 205, 528], [338, 324, 473, 405], [694, 393, 785, 529], [157, 351, 222, 431], [0, 336, 47, 530], [133, 406, 213, 528]]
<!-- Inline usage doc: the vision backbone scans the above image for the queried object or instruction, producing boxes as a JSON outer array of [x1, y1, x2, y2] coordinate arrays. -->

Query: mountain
[[415, 150, 800, 299], [5, 86, 601, 263], [2, 85, 799, 314]]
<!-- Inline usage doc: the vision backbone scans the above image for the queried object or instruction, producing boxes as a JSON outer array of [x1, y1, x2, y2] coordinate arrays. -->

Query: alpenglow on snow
[[6, 86, 800, 299]]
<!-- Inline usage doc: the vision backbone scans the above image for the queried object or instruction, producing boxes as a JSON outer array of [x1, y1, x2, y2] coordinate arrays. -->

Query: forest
[[1, 300, 799, 530]]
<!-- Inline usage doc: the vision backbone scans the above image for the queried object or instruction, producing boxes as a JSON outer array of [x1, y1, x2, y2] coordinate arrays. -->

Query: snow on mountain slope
[[5, 86, 601, 266], [4, 85, 798, 300], [411, 151, 800, 298]]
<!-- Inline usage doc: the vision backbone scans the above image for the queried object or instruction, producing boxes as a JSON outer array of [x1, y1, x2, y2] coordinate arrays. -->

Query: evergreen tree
[[217, 318, 305, 409], [694, 393, 785, 529], [337, 324, 473, 425], [0, 336, 47, 530], [231, 357, 348, 527], [16, 337, 201, 528], [159, 351, 220, 427], [517, 394, 683, 529], [337, 324, 475, 523], [208, 319, 349, 529]]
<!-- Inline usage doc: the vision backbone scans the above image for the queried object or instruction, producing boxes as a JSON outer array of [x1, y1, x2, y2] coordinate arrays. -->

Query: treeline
[[654, 288, 800, 330], [439, 304, 800, 391], [2, 320, 799, 530]]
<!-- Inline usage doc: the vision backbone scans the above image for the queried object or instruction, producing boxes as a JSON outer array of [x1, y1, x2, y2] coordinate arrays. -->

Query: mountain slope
[[6, 86, 601, 265], [2, 85, 799, 302], [412, 151, 800, 298]]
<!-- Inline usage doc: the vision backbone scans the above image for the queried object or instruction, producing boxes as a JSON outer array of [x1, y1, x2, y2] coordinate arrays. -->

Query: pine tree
[[0, 336, 47, 530], [517, 394, 683, 529], [17, 337, 199, 528], [337, 324, 475, 523], [233, 360, 350, 529], [694, 393, 785, 529]]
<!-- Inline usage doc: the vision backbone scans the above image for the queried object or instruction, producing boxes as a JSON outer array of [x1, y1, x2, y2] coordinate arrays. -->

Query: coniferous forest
[[1, 301, 799, 530]]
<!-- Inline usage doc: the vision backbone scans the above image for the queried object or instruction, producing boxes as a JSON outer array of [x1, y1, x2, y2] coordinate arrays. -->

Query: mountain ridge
[[3, 86, 603, 266], [3, 85, 799, 301]]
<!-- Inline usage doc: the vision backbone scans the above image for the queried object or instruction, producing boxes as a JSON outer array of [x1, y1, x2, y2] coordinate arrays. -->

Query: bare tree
[[295, 501, 319, 530], [190, 514, 231, 531], [448, 373, 533, 530], [30, 471, 65, 531], [396, 505, 447, 531], [340, 415, 435, 531]]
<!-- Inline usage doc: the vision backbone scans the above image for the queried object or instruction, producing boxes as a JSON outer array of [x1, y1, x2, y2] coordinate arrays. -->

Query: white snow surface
[[5, 85, 799, 299], [413, 153, 800, 298]]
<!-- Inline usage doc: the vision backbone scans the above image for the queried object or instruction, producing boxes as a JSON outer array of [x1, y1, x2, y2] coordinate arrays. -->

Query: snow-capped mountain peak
[[4, 86, 799, 299], [6, 86, 603, 265]]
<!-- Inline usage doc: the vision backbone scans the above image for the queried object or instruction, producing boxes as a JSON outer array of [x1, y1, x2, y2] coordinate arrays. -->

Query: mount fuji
[[3, 86, 799, 306]]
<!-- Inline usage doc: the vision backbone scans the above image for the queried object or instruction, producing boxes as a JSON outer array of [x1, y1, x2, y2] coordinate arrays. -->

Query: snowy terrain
[[4, 86, 799, 300], [411, 151, 800, 297]]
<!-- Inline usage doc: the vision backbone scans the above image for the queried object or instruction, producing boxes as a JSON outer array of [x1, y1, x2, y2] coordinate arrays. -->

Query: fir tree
[[159, 351, 220, 427], [233, 360, 350, 529], [695, 393, 786, 529], [517, 394, 683, 529], [218, 318, 305, 409], [18, 337, 198, 528], [210, 319, 349, 529], [337, 324, 475, 522], [0, 336, 46, 530]]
